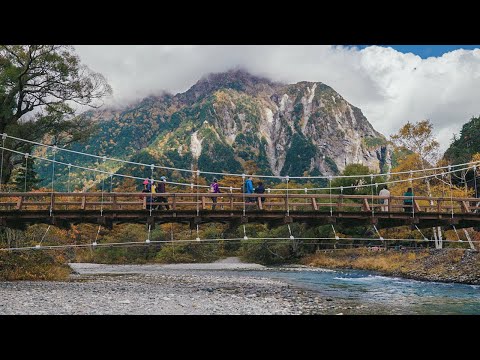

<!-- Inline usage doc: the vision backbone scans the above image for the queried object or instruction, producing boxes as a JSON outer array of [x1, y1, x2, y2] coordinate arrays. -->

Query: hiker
[[157, 176, 169, 210], [245, 176, 254, 202], [141, 179, 150, 202], [151, 180, 159, 209], [209, 178, 220, 210], [403, 187, 414, 213], [254, 181, 266, 204], [379, 185, 390, 211]]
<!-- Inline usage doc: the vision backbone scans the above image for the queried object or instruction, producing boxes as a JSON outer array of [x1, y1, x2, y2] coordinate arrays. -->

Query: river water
[[247, 268, 480, 314]]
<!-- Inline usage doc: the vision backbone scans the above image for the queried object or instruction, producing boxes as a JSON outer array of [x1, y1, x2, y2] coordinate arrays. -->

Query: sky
[[75, 45, 480, 153]]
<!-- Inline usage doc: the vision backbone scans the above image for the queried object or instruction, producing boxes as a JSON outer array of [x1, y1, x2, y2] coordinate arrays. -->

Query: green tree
[[0, 45, 112, 186], [13, 156, 41, 191], [331, 163, 384, 195]]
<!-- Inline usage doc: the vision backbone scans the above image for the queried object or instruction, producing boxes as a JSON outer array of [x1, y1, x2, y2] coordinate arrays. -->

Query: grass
[[302, 248, 480, 283], [0, 251, 71, 281]]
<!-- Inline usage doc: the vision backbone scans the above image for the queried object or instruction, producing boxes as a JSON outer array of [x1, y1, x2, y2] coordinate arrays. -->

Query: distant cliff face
[[36, 70, 392, 189]]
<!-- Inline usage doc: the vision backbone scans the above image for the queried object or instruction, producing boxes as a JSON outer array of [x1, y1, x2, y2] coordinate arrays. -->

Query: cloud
[[75, 45, 480, 152]]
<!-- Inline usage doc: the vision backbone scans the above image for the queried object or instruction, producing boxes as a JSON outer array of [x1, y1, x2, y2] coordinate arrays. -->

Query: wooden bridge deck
[[1, 192, 480, 230]]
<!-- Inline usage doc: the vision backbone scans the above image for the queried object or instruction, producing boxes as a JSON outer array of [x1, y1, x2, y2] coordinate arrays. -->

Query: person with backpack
[[209, 178, 220, 210]]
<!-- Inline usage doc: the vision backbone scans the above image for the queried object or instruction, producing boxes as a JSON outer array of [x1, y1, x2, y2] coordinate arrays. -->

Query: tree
[[331, 163, 384, 195], [0, 45, 112, 186], [12, 156, 41, 191], [391, 120, 442, 247]]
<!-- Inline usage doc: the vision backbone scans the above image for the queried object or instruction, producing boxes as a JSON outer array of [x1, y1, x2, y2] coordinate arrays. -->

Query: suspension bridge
[[1, 133, 480, 251]]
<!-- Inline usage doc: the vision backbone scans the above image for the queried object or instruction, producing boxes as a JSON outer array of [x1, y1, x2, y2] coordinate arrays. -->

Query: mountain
[[35, 70, 392, 190]]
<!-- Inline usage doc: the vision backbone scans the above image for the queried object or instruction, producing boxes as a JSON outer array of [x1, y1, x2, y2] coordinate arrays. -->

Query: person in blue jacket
[[245, 176, 254, 203]]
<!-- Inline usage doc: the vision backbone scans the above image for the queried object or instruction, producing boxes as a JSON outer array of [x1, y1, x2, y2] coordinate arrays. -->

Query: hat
[[160, 176, 167, 181], [213, 178, 218, 182], [143, 179, 149, 185]]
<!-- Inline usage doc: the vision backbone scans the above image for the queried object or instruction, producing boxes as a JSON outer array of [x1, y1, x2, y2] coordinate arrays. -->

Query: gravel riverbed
[[0, 258, 380, 315]]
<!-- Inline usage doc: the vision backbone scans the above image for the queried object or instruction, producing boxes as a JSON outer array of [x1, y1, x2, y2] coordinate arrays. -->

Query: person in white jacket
[[379, 185, 390, 212]]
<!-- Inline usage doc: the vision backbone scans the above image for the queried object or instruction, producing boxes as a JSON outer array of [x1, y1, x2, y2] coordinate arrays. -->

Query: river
[[247, 267, 480, 314]]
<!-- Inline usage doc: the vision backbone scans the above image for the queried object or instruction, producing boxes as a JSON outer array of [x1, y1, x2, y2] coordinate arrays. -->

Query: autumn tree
[[391, 120, 444, 247], [0, 45, 112, 186]]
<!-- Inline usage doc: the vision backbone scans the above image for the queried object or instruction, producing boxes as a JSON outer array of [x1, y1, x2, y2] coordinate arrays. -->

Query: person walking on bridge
[[157, 176, 169, 210], [245, 176, 254, 203], [403, 187, 414, 213], [379, 185, 390, 211], [254, 181, 266, 205], [209, 178, 220, 210]]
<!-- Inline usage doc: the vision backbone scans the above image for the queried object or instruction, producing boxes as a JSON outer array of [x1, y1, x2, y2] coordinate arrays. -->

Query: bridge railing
[[1, 192, 480, 214]]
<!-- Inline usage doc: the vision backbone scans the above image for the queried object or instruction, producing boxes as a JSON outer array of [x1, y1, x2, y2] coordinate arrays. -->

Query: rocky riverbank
[[0, 259, 387, 315], [303, 248, 480, 285]]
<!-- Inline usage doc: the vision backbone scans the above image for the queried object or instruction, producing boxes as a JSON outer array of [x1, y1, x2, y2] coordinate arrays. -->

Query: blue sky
[[358, 45, 480, 58]]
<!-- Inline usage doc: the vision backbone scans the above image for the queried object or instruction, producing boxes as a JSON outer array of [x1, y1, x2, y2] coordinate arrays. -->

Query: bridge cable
[[449, 165, 454, 219], [329, 175, 333, 217], [1, 142, 474, 193], [24, 153, 29, 193], [473, 165, 479, 213], [67, 163, 72, 193], [149, 165, 154, 218], [49, 145, 57, 217], [242, 174, 246, 217], [373, 224, 384, 243], [331, 224, 339, 249], [7, 133, 480, 181], [100, 176, 105, 217], [370, 174, 375, 219], [4, 236, 480, 252], [35, 225, 51, 249], [410, 171, 414, 219], [452, 225, 462, 242], [287, 224, 294, 240], [196, 169, 200, 217], [146, 224, 151, 244], [0, 134, 5, 191], [93, 225, 101, 246], [462, 228, 476, 251], [243, 225, 248, 240], [286, 175, 290, 217], [414, 225, 429, 242]]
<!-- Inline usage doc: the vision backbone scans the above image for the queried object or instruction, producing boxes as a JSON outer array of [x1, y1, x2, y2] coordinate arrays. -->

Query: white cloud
[[75, 45, 480, 152]]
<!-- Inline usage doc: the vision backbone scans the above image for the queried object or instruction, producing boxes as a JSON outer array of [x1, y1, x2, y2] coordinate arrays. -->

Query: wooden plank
[[258, 196, 263, 210], [311, 197, 318, 211], [338, 195, 343, 211], [230, 194, 234, 210], [142, 197, 146, 210], [201, 195, 206, 210], [388, 196, 392, 212], [172, 194, 177, 211], [81, 196, 86, 210], [437, 199, 441, 213]]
